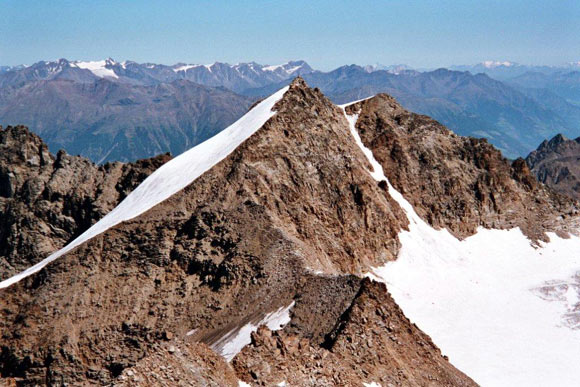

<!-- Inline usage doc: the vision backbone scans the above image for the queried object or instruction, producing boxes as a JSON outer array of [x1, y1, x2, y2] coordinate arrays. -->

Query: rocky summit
[[0, 78, 578, 386]]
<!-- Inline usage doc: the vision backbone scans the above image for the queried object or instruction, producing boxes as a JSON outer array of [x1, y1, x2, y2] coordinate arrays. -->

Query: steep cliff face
[[0, 125, 171, 279], [526, 134, 580, 201], [0, 79, 577, 386], [347, 95, 578, 241]]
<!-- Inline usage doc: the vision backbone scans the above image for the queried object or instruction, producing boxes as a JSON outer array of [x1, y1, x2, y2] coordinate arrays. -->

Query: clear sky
[[0, 0, 578, 69]]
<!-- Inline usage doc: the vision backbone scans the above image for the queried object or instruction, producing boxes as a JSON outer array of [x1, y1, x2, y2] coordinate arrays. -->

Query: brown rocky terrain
[[234, 279, 475, 386], [113, 341, 239, 387], [346, 95, 579, 241], [0, 78, 576, 386], [0, 125, 171, 279], [526, 134, 580, 201]]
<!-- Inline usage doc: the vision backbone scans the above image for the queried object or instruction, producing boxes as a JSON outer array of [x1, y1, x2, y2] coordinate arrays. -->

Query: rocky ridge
[[346, 95, 578, 240], [0, 79, 457, 385], [526, 133, 580, 201], [234, 279, 475, 386], [114, 341, 239, 387], [0, 78, 576, 385], [0, 125, 171, 279]]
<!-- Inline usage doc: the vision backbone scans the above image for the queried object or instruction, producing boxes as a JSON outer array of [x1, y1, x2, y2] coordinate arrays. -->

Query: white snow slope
[[0, 86, 289, 289], [343, 105, 580, 387]]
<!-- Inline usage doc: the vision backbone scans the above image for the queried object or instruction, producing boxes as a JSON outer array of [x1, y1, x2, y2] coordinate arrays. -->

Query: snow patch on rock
[[212, 301, 295, 362]]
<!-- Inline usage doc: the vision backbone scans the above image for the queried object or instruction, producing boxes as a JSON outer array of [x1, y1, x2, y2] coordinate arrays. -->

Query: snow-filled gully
[[341, 104, 580, 387]]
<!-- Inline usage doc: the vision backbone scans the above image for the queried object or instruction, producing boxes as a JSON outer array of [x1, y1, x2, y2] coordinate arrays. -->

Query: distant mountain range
[[1, 58, 580, 162], [0, 79, 254, 163], [0, 59, 314, 162], [0, 58, 313, 92], [245, 65, 580, 157], [449, 61, 580, 80]]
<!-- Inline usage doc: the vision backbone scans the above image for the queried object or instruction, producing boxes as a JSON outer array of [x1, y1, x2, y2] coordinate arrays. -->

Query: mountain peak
[[549, 133, 569, 145], [289, 76, 307, 88], [535, 133, 570, 153], [526, 133, 580, 200]]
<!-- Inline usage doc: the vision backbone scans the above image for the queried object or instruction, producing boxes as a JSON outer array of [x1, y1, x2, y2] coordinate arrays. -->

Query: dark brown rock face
[[0, 125, 171, 279], [347, 95, 579, 241], [526, 134, 580, 201], [234, 279, 476, 386]]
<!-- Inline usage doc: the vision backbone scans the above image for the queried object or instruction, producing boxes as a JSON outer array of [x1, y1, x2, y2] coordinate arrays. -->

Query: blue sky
[[0, 0, 578, 69]]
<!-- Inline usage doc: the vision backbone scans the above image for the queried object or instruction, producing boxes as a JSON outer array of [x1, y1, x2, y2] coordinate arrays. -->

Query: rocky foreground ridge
[[0, 78, 577, 385]]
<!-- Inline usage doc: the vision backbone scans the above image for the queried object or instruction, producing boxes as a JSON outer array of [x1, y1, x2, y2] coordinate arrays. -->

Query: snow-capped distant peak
[[173, 63, 214, 73], [263, 62, 294, 72], [364, 63, 412, 74], [263, 61, 310, 75], [72, 59, 119, 78], [171, 61, 310, 77], [481, 60, 516, 68]]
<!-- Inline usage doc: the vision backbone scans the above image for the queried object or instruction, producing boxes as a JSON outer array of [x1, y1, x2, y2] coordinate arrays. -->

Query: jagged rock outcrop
[[0, 125, 171, 278], [526, 134, 580, 201], [0, 78, 576, 386], [234, 279, 476, 386], [346, 95, 578, 240]]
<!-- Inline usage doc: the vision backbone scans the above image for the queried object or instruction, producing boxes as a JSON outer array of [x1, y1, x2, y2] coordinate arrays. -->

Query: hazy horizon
[[1, 0, 578, 70], [3, 57, 580, 72]]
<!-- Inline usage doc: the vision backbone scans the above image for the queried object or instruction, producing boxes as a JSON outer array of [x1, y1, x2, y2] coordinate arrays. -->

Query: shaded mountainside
[[527, 134, 580, 201], [0, 79, 576, 385], [508, 70, 580, 105], [0, 79, 254, 163], [0, 59, 312, 165], [0, 125, 172, 279]]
